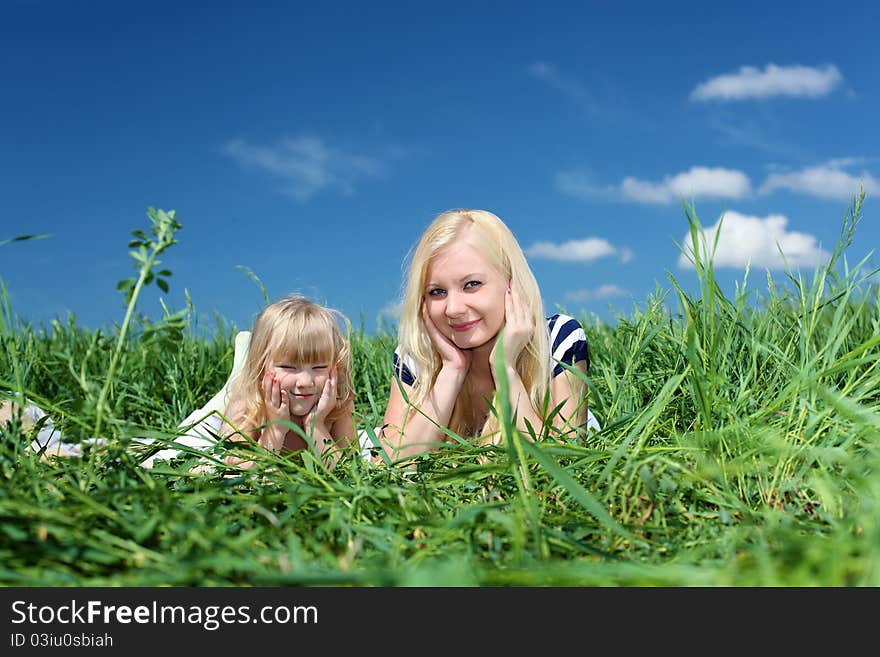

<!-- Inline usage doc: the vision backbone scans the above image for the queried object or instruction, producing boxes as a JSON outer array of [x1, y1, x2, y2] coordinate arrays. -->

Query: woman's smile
[[424, 239, 507, 349], [450, 319, 481, 332]]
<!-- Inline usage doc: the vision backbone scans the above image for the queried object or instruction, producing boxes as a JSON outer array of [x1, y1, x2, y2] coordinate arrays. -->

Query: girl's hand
[[261, 370, 291, 452], [490, 283, 533, 373], [262, 370, 292, 424], [305, 367, 337, 431], [422, 302, 472, 373]]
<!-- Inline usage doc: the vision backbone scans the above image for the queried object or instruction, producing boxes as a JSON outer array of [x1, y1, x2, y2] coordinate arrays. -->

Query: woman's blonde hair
[[395, 209, 549, 441], [233, 294, 354, 432]]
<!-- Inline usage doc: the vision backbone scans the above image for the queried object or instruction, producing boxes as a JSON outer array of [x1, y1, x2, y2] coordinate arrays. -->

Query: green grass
[[0, 196, 877, 586]]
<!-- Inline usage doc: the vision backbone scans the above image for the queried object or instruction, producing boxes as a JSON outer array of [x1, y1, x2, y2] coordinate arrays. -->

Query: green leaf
[[0, 233, 52, 247], [518, 437, 640, 544]]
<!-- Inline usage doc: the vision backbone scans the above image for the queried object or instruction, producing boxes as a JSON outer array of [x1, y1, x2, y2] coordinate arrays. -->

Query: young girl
[[377, 208, 599, 462], [219, 294, 356, 470]]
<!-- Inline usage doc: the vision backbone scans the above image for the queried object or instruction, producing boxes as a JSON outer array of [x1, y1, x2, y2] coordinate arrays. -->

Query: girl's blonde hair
[[395, 209, 549, 441], [233, 294, 354, 432]]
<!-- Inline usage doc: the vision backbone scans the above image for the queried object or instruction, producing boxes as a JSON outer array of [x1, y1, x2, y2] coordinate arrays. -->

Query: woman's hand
[[490, 284, 533, 374], [422, 302, 472, 374]]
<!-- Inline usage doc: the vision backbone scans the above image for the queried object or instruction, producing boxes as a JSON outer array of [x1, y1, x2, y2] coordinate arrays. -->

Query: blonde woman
[[377, 209, 598, 462], [219, 294, 356, 470]]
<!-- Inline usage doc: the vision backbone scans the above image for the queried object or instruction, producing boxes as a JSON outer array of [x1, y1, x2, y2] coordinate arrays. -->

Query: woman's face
[[423, 238, 507, 350]]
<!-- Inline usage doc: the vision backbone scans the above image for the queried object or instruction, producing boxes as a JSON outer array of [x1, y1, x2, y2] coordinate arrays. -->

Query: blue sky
[[2, 0, 877, 336]]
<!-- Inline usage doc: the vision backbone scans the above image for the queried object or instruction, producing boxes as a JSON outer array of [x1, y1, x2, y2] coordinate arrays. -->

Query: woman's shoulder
[[545, 313, 590, 374], [545, 313, 585, 340], [392, 344, 418, 385]]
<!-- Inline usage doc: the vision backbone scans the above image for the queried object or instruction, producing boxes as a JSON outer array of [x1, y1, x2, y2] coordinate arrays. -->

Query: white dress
[[138, 331, 252, 468]]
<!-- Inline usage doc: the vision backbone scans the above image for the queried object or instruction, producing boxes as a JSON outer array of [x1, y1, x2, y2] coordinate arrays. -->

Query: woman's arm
[[379, 364, 466, 462], [496, 367, 546, 441], [488, 285, 548, 441], [549, 360, 589, 437], [380, 304, 471, 462], [494, 360, 587, 442]]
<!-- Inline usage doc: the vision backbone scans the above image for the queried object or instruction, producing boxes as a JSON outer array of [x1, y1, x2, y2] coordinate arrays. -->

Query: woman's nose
[[445, 291, 464, 317]]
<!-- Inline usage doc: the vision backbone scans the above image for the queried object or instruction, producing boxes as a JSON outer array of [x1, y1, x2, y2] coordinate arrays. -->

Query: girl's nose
[[293, 370, 314, 385]]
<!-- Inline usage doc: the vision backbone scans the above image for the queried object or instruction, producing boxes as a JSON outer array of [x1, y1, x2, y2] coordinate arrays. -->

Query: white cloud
[[554, 171, 617, 201], [527, 61, 598, 113], [565, 284, 631, 302], [619, 177, 676, 204], [525, 237, 631, 264], [223, 135, 384, 201], [378, 301, 402, 320], [557, 166, 751, 205], [677, 211, 831, 270], [621, 167, 752, 204], [760, 162, 879, 200], [561, 161, 876, 205], [710, 120, 808, 160], [690, 64, 843, 101]]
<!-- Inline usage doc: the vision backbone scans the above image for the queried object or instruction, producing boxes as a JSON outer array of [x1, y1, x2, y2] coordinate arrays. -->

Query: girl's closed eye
[[277, 363, 329, 372]]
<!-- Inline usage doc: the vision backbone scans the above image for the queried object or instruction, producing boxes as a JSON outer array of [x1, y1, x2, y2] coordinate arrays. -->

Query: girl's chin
[[288, 402, 317, 416]]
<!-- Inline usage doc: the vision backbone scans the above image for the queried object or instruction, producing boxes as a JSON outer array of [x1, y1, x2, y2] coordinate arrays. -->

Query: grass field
[[1, 198, 877, 586]]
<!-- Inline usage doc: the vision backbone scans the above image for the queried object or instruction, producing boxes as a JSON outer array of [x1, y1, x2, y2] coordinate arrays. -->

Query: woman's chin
[[453, 331, 495, 351]]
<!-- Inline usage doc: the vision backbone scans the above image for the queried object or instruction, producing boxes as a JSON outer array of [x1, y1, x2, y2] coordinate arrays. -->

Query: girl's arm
[[320, 398, 356, 470], [304, 371, 356, 470], [220, 385, 288, 469], [329, 398, 356, 448], [219, 397, 262, 469]]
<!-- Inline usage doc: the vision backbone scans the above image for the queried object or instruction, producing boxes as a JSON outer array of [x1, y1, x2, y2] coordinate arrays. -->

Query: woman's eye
[[426, 288, 446, 297], [464, 280, 482, 290]]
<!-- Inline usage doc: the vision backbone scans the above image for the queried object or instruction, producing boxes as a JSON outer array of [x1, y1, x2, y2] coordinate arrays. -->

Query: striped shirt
[[392, 313, 590, 386]]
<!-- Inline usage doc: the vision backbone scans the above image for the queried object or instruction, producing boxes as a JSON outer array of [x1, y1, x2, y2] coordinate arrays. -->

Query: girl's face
[[267, 356, 330, 416], [424, 238, 507, 350]]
